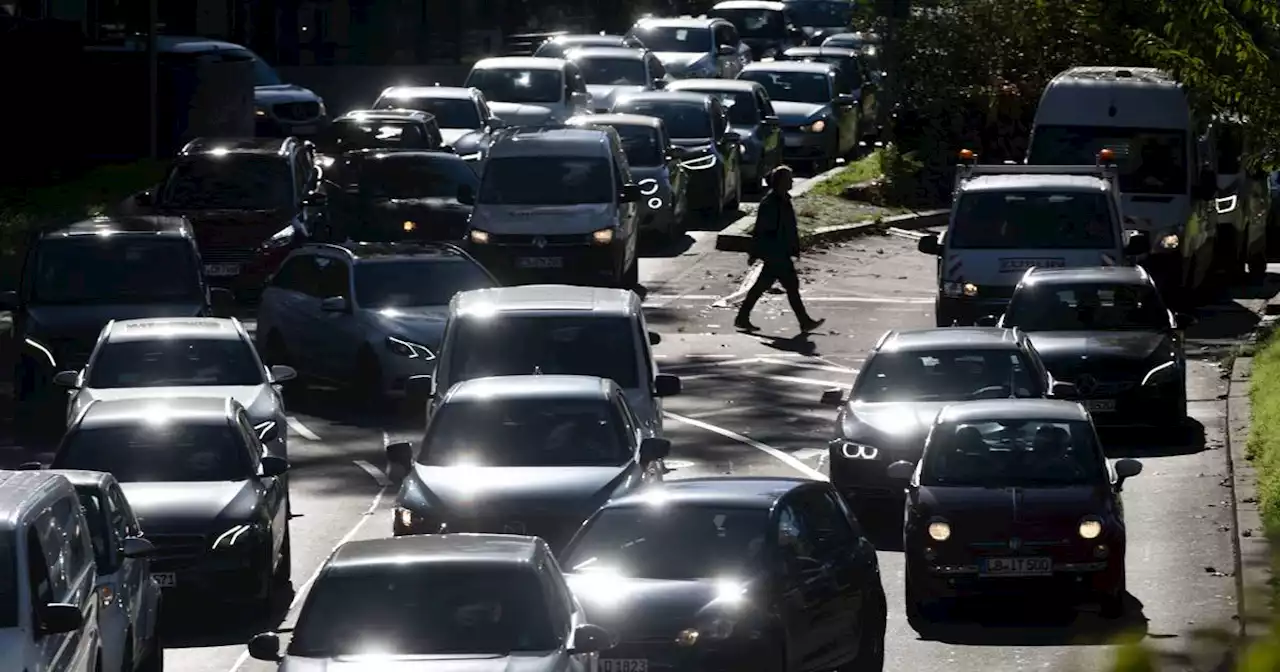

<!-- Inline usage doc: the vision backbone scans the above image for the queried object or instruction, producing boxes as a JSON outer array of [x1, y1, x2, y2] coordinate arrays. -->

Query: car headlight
[[1158, 233, 1179, 249], [676, 616, 735, 646], [1140, 360, 1178, 386], [838, 441, 878, 460], [211, 522, 261, 551], [386, 335, 435, 360], [469, 229, 490, 244], [1078, 516, 1103, 539], [255, 105, 267, 118], [802, 119, 826, 133], [592, 228, 615, 245], [1216, 194, 1238, 215], [253, 420, 277, 441], [395, 506, 443, 533], [261, 226, 295, 250], [927, 518, 951, 541]]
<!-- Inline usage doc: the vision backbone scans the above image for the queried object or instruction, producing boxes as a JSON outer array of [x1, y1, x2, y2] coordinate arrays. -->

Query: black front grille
[[273, 101, 321, 121], [488, 233, 592, 247], [147, 533, 208, 570], [199, 245, 257, 264]]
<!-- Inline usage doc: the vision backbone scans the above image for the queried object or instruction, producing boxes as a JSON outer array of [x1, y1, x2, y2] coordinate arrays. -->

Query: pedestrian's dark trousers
[[737, 257, 812, 322]]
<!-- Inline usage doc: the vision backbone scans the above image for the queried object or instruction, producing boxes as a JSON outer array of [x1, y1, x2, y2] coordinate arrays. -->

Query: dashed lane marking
[[664, 411, 827, 481], [755, 356, 858, 374], [683, 403, 778, 419], [353, 460, 391, 487], [286, 416, 321, 441]]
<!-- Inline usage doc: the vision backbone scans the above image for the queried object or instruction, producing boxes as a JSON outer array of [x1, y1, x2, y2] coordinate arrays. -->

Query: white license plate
[[981, 556, 1052, 577], [1085, 399, 1116, 412], [516, 256, 564, 269], [600, 660, 647, 672], [152, 572, 176, 588], [204, 263, 241, 277], [291, 125, 317, 135]]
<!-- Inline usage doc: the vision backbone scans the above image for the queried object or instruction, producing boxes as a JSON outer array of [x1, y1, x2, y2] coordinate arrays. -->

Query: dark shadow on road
[[1100, 419, 1207, 459], [755, 332, 818, 356], [1218, 272, 1280, 302], [161, 585, 294, 649], [912, 592, 1149, 646], [1187, 301, 1262, 346], [639, 233, 695, 259]]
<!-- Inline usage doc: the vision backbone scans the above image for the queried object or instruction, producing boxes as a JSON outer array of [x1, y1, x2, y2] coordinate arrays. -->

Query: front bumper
[[908, 542, 1124, 602], [781, 127, 832, 161], [467, 239, 624, 285], [148, 535, 272, 600], [1059, 378, 1183, 426], [600, 635, 780, 672], [393, 510, 583, 550]]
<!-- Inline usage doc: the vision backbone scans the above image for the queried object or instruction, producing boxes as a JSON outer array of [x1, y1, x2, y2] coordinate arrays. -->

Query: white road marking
[[790, 447, 827, 461], [353, 459, 391, 487], [662, 357, 783, 371], [286, 416, 321, 441], [685, 403, 777, 419], [756, 356, 858, 374], [711, 261, 764, 307], [749, 372, 853, 388], [886, 227, 927, 240], [644, 294, 933, 305], [664, 411, 827, 481]]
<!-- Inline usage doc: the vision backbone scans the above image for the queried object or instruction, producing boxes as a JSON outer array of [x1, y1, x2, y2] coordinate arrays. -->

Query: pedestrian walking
[[734, 165, 825, 332]]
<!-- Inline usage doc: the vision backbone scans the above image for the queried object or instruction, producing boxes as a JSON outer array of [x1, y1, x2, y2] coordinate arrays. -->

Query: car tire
[[622, 259, 640, 289], [841, 586, 886, 671], [905, 566, 944, 626]]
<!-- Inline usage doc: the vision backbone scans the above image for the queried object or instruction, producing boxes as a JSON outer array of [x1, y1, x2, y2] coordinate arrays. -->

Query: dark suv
[[0, 216, 232, 421], [136, 137, 328, 301]]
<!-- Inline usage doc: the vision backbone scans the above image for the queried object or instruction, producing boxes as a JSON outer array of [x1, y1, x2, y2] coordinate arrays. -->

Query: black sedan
[[325, 149, 479, 242], [995, 266, 1194, 428], [49, 397, 291, 608], [561, 477, 886, 672], [386, 375, 669, 550], [611, 91, 744, 218], [666, 78, 783, 192], [891, 400, 1142, 622], [312, 109, 444, 175]]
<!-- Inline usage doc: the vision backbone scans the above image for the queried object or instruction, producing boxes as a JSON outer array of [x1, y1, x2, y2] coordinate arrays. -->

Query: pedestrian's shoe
[[800, 317, 825, 332], [734, 317, 759, 331]]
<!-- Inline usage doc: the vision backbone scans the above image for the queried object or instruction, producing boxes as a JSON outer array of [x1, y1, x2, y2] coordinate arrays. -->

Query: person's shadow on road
[[910, 593, 1150, 646], [755, 332, 817, 356]]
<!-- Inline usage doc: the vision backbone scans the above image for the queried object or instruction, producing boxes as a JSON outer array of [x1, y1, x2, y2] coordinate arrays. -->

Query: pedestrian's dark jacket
[[750, 188, 800, 261]]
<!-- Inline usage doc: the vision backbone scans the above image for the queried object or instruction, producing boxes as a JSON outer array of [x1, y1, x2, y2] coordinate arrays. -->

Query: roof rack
[[953, 148, 1120, 192]]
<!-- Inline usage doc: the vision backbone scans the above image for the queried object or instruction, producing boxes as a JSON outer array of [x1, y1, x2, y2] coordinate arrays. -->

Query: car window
[[374, 96, 484, 130], [357, 157, 479, 199], [316, 257, 351, 299], [108, 485, 141, 537], [31, 238, 203, 306], [630, 25, 712, 53], [1003, 282, 1172, 331], [466, 68, 564, 105], [161, 154, 294, 210], [611, 393, 639, 447], [1027, 126, 1188, 196], [854, 348, 1041, 401], [316, 119, 430, 155], [774, 501, 817, 565], [235, 412, 264, 470], [536, 559, 572, 635], [450, 314, 641, 388], [950, 190, 1117, 249], [76, 489, 110, 569], [355, 258, 494, 308], [26, 528, 55, 615], [922, 419, 1106, 487], [33, 509, 69, 599], [53, 423, 254, 483], [738, 70, 832, 105], [479, 156, 614, 205], [610, 124, 664, 167], [756, 89, 776, 117], [646, 53, 666, 80], [53, 497, 90, 583], [421, 397, 631, 467], [790, 488, 855, 557], [614, 101, 711, 140], [575, 56, 648, 86], [87, 337, 264, 388], [271, 255, 321, 296]]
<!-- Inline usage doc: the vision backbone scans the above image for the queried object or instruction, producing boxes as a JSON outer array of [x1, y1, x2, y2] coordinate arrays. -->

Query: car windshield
[[87, 338, 263, 388], [1004, 283, 1170, 331], [631, 26, 712, 53], [465, 68, 563, 104], [74, 489, 111, 570], [420, 398, 630, 467], [576, 56, 648, 86], [564, 506, 768, 580], [224, 48, 283, 86], [787, 1, 854, 27], [738, 70, 831, 104], [611, 125, 663, 166], [949, 191, 1117, 249], [855, 349, 1042, 402], [688, 89, 758, 125], [709, 9, 785, 37], [375, 97, 482, 129], [1027, 125, 1188, 195], [32, 238, 202, 305], [358, 157, 479, 200], [53, 424, 251, 483], [315, 119, 428, 154], [289, 566, 558, 657], [616, 101, 710, 139], [0, 533, 14, 627], [451, 315, 641, 389], [355, 259, 494, 308], [478, 157, 614, 205], [921, 419, 1104, 487], [161, 155, 293, 210]]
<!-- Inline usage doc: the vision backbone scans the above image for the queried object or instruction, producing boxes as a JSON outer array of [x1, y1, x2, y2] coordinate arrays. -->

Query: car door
[[106, 483, 156, 659], [237, 412, 287, 556], [261, 254, 324, 367], [772, 497, 837, 670], [754, 87, 782, 168], [709, 100, 738, 198], [313, 255, 364, 380], [801, 487, 875, 664]]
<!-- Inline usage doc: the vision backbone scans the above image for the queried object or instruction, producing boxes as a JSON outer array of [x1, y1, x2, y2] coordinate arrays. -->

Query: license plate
[[204, 263, 241, 277], [999, 258, 1065, 272], [784, 135, 803, 147], [600, 660, 647, 672], [291, 125, 317, 135], [516, 256, 564, 269], [152, 572, 176, 588], [1085, 399, 1116, 412], [981, 556, 1052, 577]]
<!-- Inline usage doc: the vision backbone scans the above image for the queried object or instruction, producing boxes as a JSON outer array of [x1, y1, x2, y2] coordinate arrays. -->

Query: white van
[[0, 471, 102, 672], [1027, 67, 1218, 303], [917, 150, 1147, 326]]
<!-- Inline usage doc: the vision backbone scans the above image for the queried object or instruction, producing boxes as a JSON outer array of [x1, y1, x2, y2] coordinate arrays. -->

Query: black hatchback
[[325, 150, 479, 242]]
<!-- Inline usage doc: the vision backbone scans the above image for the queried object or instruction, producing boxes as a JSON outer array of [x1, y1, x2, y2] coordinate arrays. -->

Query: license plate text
[[516, 257, 564, 269], [600, 660, 648, 672], [981, 556, 1052, 577], [153, 572, 177, 588], [204, 263, 241, 277]]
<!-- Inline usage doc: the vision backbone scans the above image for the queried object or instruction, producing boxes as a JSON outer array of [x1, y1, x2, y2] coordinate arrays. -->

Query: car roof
[[41, 215, 192, 240], [0, 472, 74, 529], [473, 56, 566, 70], [879, 327, 1021, 352], [445, 375, 613, 403], [616, 91, 711, 107], [339, 149, 464, 165], [569, 113, 663, 129], [179, 137, 293, 156], [549, 34, 629, 44], [105, 318, 243, 343], [667, 78, 760, 93], [784, 46, 860, 58], [936, 399, 1090, 425], [567, 46, 646, 60], [489, 127, 614, 158], [77, 397, 237, 429], [1022, 266, 1150, 285], [454, 284, 638, 317], [313, 241, 476, 263], [328, 534, 541, 570], [605, 477, 813, 509], [336, 109, 430, 122], [378, 86, 476, 101], [743, 60, 837, 74], [714, 0, 788, 10], [48, 469, 115, 490], [633, 17, 719, 29], [961, 174, 1111, 193]]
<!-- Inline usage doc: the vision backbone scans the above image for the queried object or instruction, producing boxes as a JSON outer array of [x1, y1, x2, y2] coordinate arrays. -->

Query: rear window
[[31, 238, 202, 306], [315, 119, 429, 154], [949, 191, 1116, 250], [450, 315, 640, 388], [479, 156, 614, 205], [613, 101, 710, 140]]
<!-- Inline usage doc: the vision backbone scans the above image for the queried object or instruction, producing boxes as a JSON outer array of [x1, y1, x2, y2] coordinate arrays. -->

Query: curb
[[1227, 356, 1270, 637]]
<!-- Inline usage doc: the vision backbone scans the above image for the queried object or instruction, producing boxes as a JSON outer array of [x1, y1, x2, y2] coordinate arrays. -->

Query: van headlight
[[1140, 360, 1178, 386], [592, 228, 615, 245], [469, 229, 490, 244], [802, 119, 826, 133], [1078, 516, 1103, 539], [1158, 233, 1179, 249]]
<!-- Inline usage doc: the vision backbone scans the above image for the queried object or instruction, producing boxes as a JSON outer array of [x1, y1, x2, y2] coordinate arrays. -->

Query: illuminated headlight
[[927, 518, 951, 541], [211, 523, 260, 551], [1140, 360, 1178, 386], [255, 106, 267, 117], [1078, 516, 1103, 540], [838, 441, 878, 460], [802, 120, 826, 133], [395, 507, 416, 529], [261, 227, 295, 250], [675, 628, 699, 646], [962, 282, 978, 297], [403, 220, 417, 232], [1158, 233, 1180, 249], [469, 229, 490, 244], [592, 228, 615, 245], [1216, 194, 1238, 214], [386, 335, 435, 360], [317, 155, 336, 169]]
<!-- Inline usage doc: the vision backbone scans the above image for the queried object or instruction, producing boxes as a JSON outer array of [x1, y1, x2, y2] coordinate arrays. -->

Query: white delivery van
[[1027, 67, 1218, 305], [917, 149, 1148, 327]]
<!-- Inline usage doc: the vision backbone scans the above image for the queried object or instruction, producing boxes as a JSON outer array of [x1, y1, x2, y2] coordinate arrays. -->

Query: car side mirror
[[1050, 381, 1078, 398], [121, 536, 155, 558], [1124, 232, 1150, 256], [668, 146, 691, 160], [457, 184, 475, 205], [820, 388, 844, 407], [269, 365, 297, 383], [974, 314, 1000, 327], [763, 114, 779, 124], [0, 290, 17, 312], [917, 234, 940, 255], [52, 371, 80, 389], [387, 441, 414, 469], [640, 437, 672, 463], [18, 461, 42, 471], [653, 79, 668, 90], [301, 192, 327, 208], [717, 44, 736, 55], [654, 374, 682, 397], [209, 287, 236, 315], [1114, 458, 1143, 484], [621, 183, 642, 202], [37, 603, 82, 636], [320, 296, 351, 313], [648, 331, 661, 345], [259, 455, 290, 478], [1175, 312, 1197, 329], [247, 632, 283, 662], [134, 190, 154, 207], [723, 130, 742, 144], [569, 623, 615, 654], [886, 460, 915, 480]]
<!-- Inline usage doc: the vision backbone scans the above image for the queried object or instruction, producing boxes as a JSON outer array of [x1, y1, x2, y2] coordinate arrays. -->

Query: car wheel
[[841, 587, 886, 671], [622, 259, 640, 289], [905, 566, 944, 626]]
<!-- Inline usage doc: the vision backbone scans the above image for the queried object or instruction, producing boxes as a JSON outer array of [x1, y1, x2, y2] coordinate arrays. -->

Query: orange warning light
[[1098, 148, 1115, 163], [958, 149, 975, 161]]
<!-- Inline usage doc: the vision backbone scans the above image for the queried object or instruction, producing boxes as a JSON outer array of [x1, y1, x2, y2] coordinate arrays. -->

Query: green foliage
[[809, 150, 885, 197], [1249, 329, 1280, 538]]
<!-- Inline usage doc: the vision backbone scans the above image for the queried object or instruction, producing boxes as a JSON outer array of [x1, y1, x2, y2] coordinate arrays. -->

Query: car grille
[[199, 245, 258, 264], [273, 101, 321, 121], [487, 233, 593, 247], [1046, 359, 1148, 389], [146, 533, 209, 571]]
